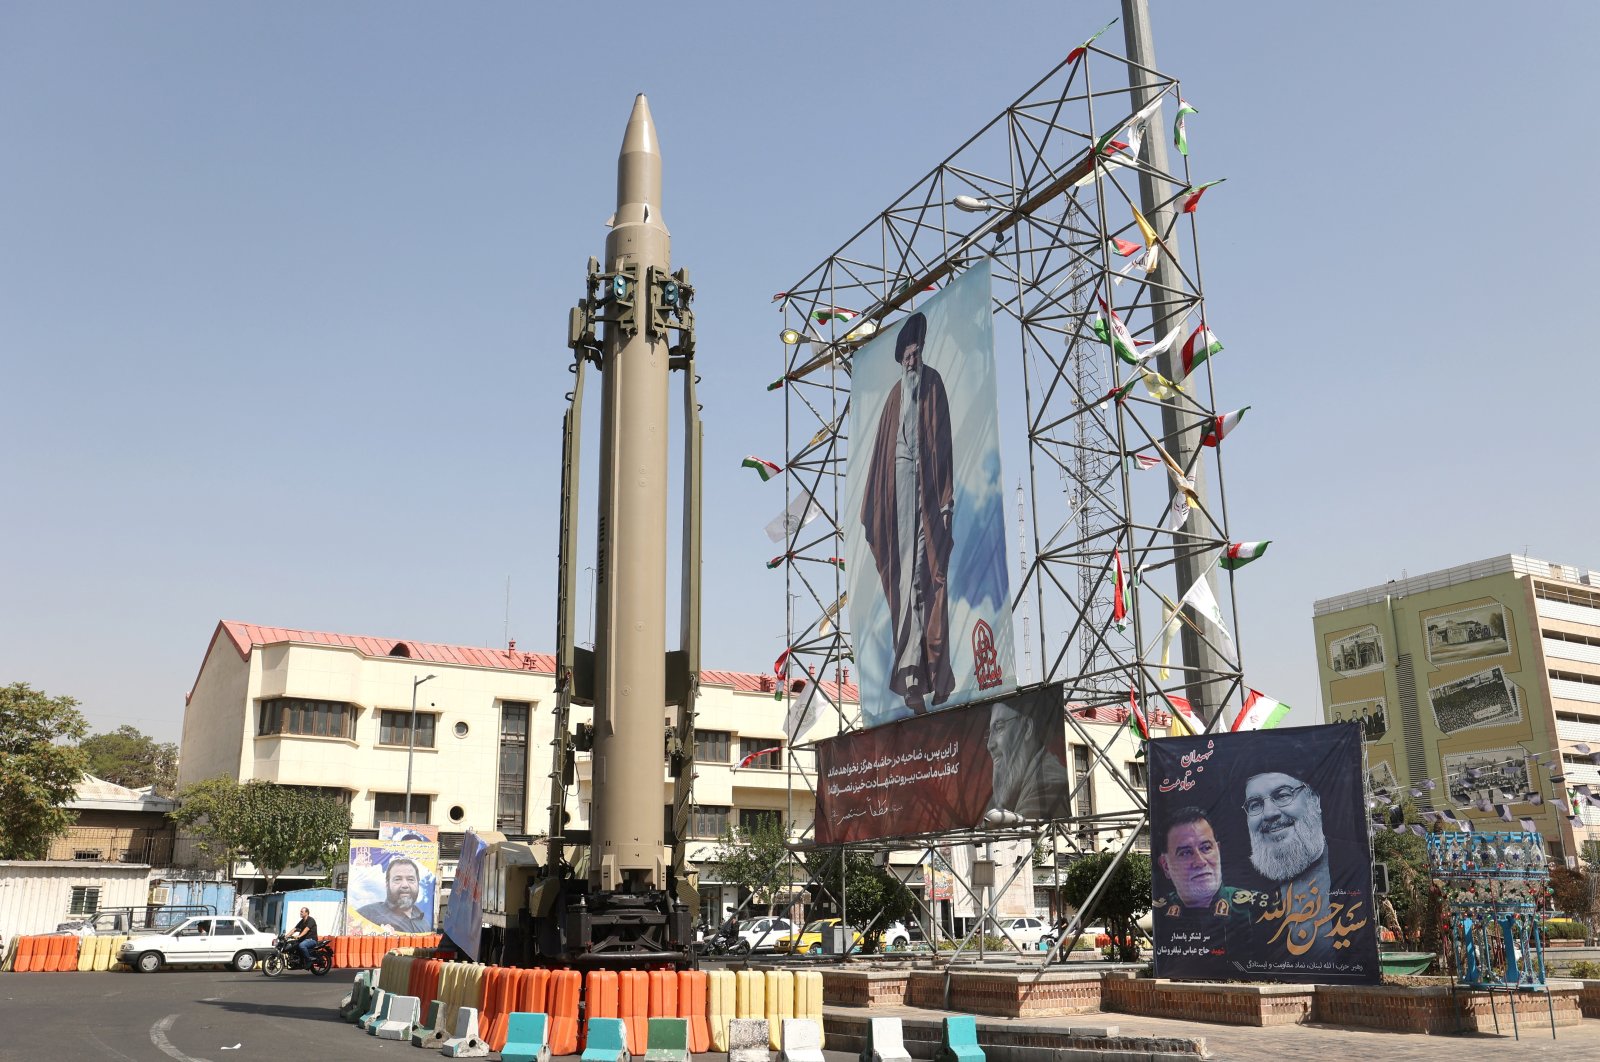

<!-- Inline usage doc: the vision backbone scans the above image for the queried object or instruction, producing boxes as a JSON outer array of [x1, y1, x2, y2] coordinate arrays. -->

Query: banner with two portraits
[[1147, 723, 1380, 983]]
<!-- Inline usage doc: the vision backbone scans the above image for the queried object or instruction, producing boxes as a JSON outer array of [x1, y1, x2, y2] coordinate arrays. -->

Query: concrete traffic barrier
[[501, 1012, 551, 1062], [339, 970, 375, 1021], [376, 994, 422, 1040], [412, 1001, 444, 1047], [580, 1016, 629, 1062], [781, 1018, 824, 1062], [441, 1005, 489, 1058], [729, 1018, 771, 1062], [644, 1017, 689, 1062], [862, 1017, 912, 1062], [361, 990, 392, 1034], [936, 1016, 984, 1062]]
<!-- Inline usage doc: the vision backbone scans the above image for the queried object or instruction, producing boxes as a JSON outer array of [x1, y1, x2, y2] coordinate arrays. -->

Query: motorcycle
[[692, 923, 746, 957], [261, 934, 333, 977]]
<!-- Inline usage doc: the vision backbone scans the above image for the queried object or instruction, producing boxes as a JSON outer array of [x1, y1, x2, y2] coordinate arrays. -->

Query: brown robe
[[861, 364, 955, 710]]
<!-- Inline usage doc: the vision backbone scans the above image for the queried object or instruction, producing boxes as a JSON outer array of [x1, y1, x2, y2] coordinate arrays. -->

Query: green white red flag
[[1178, 323, 1222, 382], [1173, 98, 1198, 155], [812, 307, 857, 324], [1127, 689, 1151, 741], [734, 746, 783, 771], [1219, 541, 1271, 571], [1067, 17, 1118, 64], [1113, 550, 1128, 631], [742, 455, 782, 481], [767, 552, 794, 569], [1112, 237, 1141, 257], [1126, 451, 1161, 472], [1232, 688, 1292, 732], [1164, 694, 1202, 736], [1178, 179, 1226, 213], [1201, 407, 1248, 446], [1095, 298, 1141, 365]]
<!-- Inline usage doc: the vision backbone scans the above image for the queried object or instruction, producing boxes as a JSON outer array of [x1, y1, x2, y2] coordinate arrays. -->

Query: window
[[213, 920, 245, 936], [738, 739, 783, 770], [739, 808, 782, 834], [1126, 761, 1149, 792], [373, 792, 431, 827], [258, 697, 356, 739], [68, 886, 100, 916], [73, 849, 101, 861], [695, 730, 731, 763], [1072, 745, 1094, 818], [379, 710, 436, 748], [287, 785, 353, 805], [691, 805, 730, 837], [498, 702, 530, 831]]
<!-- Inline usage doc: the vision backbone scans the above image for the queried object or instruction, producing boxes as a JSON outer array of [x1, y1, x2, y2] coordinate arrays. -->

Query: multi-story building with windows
[[1312, 555, 1600, 860], [177, 620, 851, 910]]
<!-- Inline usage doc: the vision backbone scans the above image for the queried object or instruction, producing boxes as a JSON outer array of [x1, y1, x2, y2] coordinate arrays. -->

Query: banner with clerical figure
[[842, 259, 1015, 728], [1147, 722, 1380, 983]]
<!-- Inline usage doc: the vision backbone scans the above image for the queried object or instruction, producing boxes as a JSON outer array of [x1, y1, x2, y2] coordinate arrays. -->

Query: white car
[[734, 916, 794, 953], [995, 916, 1056, 950], [881, 921, 911, 950], [118, 916, 276, 973]]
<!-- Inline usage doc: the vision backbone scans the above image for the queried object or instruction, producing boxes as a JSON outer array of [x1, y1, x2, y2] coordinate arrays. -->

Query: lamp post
[[404, 674, 436, 825]]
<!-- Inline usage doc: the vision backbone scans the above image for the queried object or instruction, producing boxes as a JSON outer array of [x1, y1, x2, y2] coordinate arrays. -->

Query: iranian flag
[[1095, 298, 1140, 365], [1112, 549, 1128, 631], [742, 455, 782, 481], [1164, 694, 1202, 736], [1178, 178, 1226, 213], [1179, 323, 1222, 381], [1200, 407, 1249, 446], [735, 746, 783, 771], [1112, 237, 1141, 257], [1067, 16, 1118, 64], [812, 307, 857, 324], [1231, 688, 1292, 732], [1100, 375, 1139, 407], [1126, 451, 1161, 471], [1219, 541, 1271, 571], [772, 647, 792, 700], [767, 552, 794, 570], [1127, 689, 1150, 741], [1173, 98, 1198, 155]]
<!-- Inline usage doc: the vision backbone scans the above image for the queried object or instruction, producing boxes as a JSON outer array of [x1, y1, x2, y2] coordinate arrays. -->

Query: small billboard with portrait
[[346, 837, 439, 936], [1146, 722, 1379, 983]]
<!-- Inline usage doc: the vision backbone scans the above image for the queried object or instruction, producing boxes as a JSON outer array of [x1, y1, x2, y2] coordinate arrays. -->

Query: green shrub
[[1566, 959, 1600, 978], [1545, 919, 1586, 940]]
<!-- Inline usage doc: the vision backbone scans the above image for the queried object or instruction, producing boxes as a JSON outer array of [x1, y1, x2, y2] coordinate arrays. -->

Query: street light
[[404, 674, 437, 825]]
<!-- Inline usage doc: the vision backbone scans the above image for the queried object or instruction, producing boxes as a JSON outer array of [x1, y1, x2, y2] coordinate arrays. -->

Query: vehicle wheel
[[310, 955, 332, 976], [262, 952, 285, 977], [808, 943, 822, 955], [732, 940, 751, 955], [1040, 936, 1056, 953], [231, 950, 257, 972], [136, 951, 163, 974]]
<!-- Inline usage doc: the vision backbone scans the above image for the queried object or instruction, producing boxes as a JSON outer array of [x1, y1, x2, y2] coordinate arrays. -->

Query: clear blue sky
[[4, 2, 1597, 743]]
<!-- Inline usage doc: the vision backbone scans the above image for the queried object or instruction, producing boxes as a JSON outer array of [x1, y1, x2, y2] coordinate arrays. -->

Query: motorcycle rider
[[287, 907, 318, 967]]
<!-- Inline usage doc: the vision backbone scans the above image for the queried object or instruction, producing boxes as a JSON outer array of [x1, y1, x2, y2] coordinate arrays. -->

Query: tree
[[809, 848, 917, 952], [1061, 851, 1152, 961], [1372, 821, 1439, 952], [0, 682, 89, 859], [712, 816, 799, 919], [79, 724, 178, 795], [172, 778, 351, 891]]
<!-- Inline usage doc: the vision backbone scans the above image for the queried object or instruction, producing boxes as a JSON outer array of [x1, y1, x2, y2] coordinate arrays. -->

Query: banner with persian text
[[1148, 722, 1380, 983], [815, 682, 1068, 844]]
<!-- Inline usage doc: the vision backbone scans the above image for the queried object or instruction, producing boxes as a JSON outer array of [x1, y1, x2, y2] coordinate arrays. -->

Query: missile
[[590, 95, 671, 892]]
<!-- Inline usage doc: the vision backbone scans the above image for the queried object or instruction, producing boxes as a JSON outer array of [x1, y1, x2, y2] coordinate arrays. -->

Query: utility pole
[[1120, 0, 1228, 722]]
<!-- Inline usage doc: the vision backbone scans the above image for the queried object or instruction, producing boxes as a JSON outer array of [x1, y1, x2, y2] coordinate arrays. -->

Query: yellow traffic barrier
[[793, 970, 824, 1046], [706, 969, 735, 1052], [734, 969, 763, 1020], [763, 969, 794, 1049]]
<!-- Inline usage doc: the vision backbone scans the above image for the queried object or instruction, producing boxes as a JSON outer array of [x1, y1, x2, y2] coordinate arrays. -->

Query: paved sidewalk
[[839, 1001, 1600, 1061]]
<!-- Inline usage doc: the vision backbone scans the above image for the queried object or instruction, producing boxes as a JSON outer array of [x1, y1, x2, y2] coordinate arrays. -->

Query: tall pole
[[1120, 0, 1227, 722], [405, 673, 435, 824]]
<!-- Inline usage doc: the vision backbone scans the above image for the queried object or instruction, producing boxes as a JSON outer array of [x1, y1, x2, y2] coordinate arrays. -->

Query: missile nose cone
[[616, 94, 664, 223]]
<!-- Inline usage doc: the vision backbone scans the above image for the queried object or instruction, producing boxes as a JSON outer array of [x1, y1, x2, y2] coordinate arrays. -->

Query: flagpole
[[1120, 0, 1231, 724]]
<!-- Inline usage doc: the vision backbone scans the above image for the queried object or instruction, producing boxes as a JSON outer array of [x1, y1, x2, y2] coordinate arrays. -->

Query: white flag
[[784, 681, 823, 742], [1178, 570, 1236, 659], [1164, 491, 1190, 532], [818, 592, 847, 636], [765, 489, 821, 543]]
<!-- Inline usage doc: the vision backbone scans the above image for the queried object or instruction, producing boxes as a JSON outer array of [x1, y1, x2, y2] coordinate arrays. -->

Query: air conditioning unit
[[149, 885, 170, 905]]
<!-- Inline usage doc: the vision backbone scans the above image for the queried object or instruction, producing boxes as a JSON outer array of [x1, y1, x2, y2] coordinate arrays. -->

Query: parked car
[[734, 916, 794, 953], [880, 921, 911, 950], [118, 916, 275, 973], [57, 906, 214, 936], [995, 916, 1056, 951], [773, 918, 864, 955]]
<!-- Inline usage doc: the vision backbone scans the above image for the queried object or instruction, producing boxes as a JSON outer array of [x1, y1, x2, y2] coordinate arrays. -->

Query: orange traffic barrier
[[618, 969, 649, 1054], [519, 967, 550, 1017], [583, 969, 619, 1049], [54, 935, 78, 972], [648, 969, 677, 1018], [330, 936, 344, 969], [548, 969, 581, 1056], [477, 967, 503, 1049], [677, 970, 710, 1052], [364, 935, 379, 968], [15, 936, 36, 973]]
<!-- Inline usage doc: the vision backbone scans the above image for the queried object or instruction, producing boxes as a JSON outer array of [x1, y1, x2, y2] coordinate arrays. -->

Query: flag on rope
[[742, 455, 782, 481], [1520, 818, 1538, 832], [1173, 97, 1198, 155], [1178, 178, 1226, 213], [1139, 322, 1188, 366], [1067, 16, 1118, 64], [1219, 541, 1271, 571], [1497, 804, 1514, 822], [1178, 323, 1223, 382], [1096, 94, 1166, 157], [1201, 407, 1249, 447], [826, 556, 846, 570], [1131, 205, 1161, 272], [1164, 694, 1202, 736], [812, 307, 857, 324], [1165, 491, 1191, 532], [766, 377, 787, 391], [1127, 689, 1151, 741], [1094, 298, 1141, 366], [1410, 824, 1427, 837], [1126, 451, 1161, 472], [1178, 568, 1236, 658], [767, 552, 794, 570], [734, 746, 783, 771], [764, 489, 822, 543], [1112, 550, 1129, 632], [818, 592, 847, 636], [1158, 603, 1178, 680], [1112, 237, 1141, 257], [1232, 688, 1291, 732], [1099, 375, 1140, 408]]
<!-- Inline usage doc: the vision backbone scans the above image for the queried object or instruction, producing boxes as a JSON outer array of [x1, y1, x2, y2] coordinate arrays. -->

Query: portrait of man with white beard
[[1243, 764, 1354, 963], [984, 698, 1071, 822]]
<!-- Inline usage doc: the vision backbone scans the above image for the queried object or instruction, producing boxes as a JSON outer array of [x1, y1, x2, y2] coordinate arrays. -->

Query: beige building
[[1313, 555, 1600, 860], [178, 620, 851, 913]]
